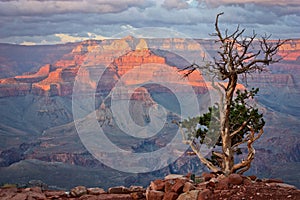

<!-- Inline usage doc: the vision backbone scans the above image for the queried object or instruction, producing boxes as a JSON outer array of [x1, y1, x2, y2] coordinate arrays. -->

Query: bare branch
[[214, 12, 225, 43], [230, 120, 249, 138], [180, 63, 199, 77], [231, 127, 264, 174], [189, 141, 221, 173], [217, 82, 226, 91], [175, 121, 221, 173], [240, 38, 287, 72], [212, 151, 224, 158]]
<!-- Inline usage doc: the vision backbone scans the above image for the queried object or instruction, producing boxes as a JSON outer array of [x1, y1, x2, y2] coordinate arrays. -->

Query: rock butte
[[3, 37, 296, 97]]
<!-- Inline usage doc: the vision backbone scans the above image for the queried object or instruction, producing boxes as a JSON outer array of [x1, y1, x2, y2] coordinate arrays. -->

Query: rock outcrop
[[278, 39, 300, 61], [146, 173, 300, 200], [1, 37, 299, 98], [0, 184, 146, 200], [15, 64, 51, 83], [1, 173, 299, 200]]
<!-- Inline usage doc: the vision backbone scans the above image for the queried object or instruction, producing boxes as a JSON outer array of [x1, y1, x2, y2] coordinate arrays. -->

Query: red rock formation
[[112, 49, 165, 77], [108, 48, 211, 95], [55, 59, 77, 68], [278, 39, 300, 61], [15, 64, 51, 83], [0, 37, 298, 98], [55, 40, 101, 68], [33, 68, 63, 90]]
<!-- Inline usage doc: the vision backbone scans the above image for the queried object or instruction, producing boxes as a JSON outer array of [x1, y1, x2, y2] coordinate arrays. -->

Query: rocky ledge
[[146, 173, 300, 200], [0, 185, 145, 200], [1, 174, 300, 200]]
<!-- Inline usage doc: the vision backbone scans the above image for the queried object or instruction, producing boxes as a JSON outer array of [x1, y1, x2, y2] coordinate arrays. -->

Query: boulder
[[26, 190, 47, 200], [243, 178, 253, 186], [228, 174, 243, 185], [202, 172, 215, 181], [164, 180, 175, 193], [30, 187, 42, 193], [130, 191, 145, 199], [108, 186, 130, 194], [171, 179, 185, 193], [150, 180, 165, 191], [196, 182, 208, 190], [9, 193, 28, 200], [163, 191, 179, 200], [87, 187, 106, 195], [177, 190, 200, 200], [146, 189, 164, 200], [44, 190, 67, 198], [207, 177, 218, 188], [183, 182, 196, 193], [70, 186, 87, 197], [215, 177, 229, 190], [129, 186, 145, 193], [198, 188, 212, 200], [0, 188, 19, 200], [165, 174, 187, 180]]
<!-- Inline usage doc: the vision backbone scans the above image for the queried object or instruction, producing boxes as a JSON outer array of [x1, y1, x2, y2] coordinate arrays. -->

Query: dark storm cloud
[[203, 0, 300, 23], [0, 0, 151, 16], [0, 0, 299, 44]]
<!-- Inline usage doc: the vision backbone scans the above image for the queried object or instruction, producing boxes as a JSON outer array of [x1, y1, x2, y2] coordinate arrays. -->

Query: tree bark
[[222, 74, 237, 174]]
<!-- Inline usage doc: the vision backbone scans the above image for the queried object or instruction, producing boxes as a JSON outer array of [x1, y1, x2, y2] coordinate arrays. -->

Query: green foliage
[[196, 106, 221, 146], [229, 88, 265, 148], [182, 106, 220, 147], [182, 88, 265, 168]]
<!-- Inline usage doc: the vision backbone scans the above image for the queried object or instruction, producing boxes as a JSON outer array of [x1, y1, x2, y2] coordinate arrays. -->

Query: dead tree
[[181, 12, 287, 175]]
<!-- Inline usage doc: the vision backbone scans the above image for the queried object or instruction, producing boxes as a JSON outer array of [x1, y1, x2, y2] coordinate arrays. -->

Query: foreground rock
[[146, 173, 300, 200], [0, 185, 146, 200], [1, 174, 299, 200]]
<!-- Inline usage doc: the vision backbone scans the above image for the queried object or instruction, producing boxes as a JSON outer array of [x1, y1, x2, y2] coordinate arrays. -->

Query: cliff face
[[1, 37, 299, 98], [0, 43, 77, 79], [0, 37, 211, 97], [112, 49, 166, 77], [0, 79, 32, 97], [278, 40, 300, 61], [15, 64, 51, 83]]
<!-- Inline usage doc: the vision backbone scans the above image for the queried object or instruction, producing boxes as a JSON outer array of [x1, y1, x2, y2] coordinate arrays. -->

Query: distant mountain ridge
[[0, 43, 77, 78], [1, 37, 299, 97]]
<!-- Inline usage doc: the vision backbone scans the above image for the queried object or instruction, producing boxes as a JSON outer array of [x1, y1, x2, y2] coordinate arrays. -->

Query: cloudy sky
[[0, 0, 299, 45]]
